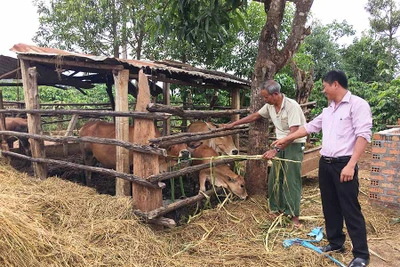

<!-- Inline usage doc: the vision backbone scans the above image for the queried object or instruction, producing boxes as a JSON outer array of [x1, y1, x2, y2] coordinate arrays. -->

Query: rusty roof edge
[[9, 43, 251, 88]]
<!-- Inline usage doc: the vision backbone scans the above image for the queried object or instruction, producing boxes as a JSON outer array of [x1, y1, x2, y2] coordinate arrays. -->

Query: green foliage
[[1, 85, 111, 104], [153, 0, 247, 49], [342, 35, 393, 82], [300, 20, 355, 80]]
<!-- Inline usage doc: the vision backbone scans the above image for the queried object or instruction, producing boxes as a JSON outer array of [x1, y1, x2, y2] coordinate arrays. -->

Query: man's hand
[[262, 149, 277, 160], [340, 164, 355, 182], [223, 123, 235, 129], [271, 137, 289, 148]]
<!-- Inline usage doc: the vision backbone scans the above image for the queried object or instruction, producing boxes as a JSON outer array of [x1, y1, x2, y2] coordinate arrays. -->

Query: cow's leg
[[198, 169, 208, 193], [81, 144, 95, 186], [18, 137, 31, 156]]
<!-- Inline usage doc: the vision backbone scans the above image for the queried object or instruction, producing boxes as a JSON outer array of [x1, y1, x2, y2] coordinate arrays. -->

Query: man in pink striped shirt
[[272, 70, 372, 267]]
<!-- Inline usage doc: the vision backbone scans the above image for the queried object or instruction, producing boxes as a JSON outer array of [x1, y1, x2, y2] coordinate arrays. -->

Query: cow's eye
[[228, 177, 234, 182]]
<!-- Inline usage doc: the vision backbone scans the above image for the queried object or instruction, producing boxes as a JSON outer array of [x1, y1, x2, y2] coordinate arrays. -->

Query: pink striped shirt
[[304, 91, 372, 157]]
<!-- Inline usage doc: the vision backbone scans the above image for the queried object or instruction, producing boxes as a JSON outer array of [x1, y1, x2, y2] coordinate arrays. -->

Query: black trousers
[[318, 157, 369, 260]]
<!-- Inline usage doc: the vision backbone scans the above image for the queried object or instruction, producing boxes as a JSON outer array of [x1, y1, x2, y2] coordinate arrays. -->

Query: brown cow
[[187, 121, 239, 155], [4, 117, 30, 155], [79, 120, 190, 184], [190, 144, 247, 199]]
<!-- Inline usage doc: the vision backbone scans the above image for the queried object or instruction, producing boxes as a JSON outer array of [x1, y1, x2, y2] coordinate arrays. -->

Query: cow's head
[[166, 143, 191, 162], [212, 135, 239, 155], [211, 168, 247, 200]]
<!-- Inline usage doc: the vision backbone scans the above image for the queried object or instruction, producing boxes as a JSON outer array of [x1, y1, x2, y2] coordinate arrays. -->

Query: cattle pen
[[0, 44, 320, 228]]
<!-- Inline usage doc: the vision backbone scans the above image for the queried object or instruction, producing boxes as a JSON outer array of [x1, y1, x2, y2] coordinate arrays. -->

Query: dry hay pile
[[1, 158, 400, 267], [0, 161, 169, 267]]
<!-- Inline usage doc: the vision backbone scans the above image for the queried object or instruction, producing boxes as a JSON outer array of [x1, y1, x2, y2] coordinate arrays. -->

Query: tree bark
[[246, 0, 313, 196]]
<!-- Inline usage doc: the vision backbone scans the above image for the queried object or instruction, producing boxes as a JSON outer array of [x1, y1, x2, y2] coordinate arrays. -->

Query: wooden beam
[[147, 103, 248, 118], [148, 125, 249, 148], [129, 73, 249, 90], [0, 108, 171, 120], [132, 70, 163, 221], [1, 150, 160, 188], [0, 131, 167, 156], [18, 55, 124, 71], [114, 69, 131, 197], [135, 188, 224, 220], [147, 158, 240, 183], [20, 61, 48, 179], [0, 67, 20, 79]]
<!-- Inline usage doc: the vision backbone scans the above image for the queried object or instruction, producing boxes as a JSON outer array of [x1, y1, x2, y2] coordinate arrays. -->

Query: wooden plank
[[20, 60, 48, 179], [132, 70, 163, 215], [301, 146, 321, 176], [114, 69, 131, 196], [231, 88, 240, 147]]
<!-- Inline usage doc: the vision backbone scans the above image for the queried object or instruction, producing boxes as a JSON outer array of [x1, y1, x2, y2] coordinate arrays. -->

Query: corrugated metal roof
[[8, 43, 250, 89]]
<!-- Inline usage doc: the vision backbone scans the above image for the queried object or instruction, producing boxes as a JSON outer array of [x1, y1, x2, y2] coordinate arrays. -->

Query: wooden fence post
[[231, 88, 240, 148], [20, 60, 47, 179], [0, 90, 10, 162], [114, 69, 131, 196], [132, 70, 163, 223], [162, 82, 170, 135]]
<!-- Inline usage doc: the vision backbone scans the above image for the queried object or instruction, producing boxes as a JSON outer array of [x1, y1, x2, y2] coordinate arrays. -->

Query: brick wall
[[370, 128, 400, 208]]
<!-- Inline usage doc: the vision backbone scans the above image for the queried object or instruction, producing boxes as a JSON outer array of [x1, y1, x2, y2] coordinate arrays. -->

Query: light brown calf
[[187, 121, 239, 155], [191, 144, 247, 199]]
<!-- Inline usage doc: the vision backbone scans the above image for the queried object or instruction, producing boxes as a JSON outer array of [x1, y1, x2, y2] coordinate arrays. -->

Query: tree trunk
[[290, 60, 314, 106], [245, 0, 313, 196]]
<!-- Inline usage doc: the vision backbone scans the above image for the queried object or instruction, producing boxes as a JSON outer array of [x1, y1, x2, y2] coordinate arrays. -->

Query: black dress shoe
[[348, 257, 369, 267], [318, 244, 346, 253]]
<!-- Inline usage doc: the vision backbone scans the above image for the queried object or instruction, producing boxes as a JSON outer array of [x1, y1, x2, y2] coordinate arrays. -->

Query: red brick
[[380, 196, 395, 203], [381, 183, 395, 189], [390, 149, 400, 155], [371, 161, 386, 167], [382, 169, 395, 175], [392, 135, 400, 142], [369, 174, 385, 180], [373, 134, 382, 140], [386, 176, 394, 182], [387, 190, 400, 197], [369, 187, 384, 193], [372, 147, 387, 154], [382, 156, 397, 161]]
